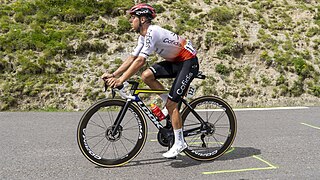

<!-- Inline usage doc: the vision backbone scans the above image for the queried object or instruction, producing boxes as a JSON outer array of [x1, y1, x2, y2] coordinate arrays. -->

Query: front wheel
[[181, 96, 237, 161], [77, 99, 147, 167]]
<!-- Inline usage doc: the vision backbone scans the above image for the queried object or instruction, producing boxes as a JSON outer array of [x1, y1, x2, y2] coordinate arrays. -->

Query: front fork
[[111, 100, 132, 136]]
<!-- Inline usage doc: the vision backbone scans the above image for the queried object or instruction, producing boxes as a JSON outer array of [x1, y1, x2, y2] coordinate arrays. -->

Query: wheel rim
[[182, 97, 236, 160], [78, 100, 147, 166]]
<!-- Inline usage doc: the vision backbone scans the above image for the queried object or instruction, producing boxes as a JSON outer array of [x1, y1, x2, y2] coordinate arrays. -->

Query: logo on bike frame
[[137, 101, 163, 129]]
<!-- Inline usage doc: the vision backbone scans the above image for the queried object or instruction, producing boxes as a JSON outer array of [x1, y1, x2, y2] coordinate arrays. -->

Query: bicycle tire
[[77, 99, 147, 167], [181, 96, 237, 161]]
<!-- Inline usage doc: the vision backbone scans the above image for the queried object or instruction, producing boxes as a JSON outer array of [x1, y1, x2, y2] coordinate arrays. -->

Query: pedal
[[201, 134, 207, 148], [159, 127, 173, 138]]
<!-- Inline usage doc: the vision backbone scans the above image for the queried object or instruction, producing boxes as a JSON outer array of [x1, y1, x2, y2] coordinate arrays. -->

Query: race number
[[184, 40, 196, 55], [186, 85, 196, 98]]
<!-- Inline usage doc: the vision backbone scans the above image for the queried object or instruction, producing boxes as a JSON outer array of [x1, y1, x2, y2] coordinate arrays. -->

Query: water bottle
[[150, 103, 165, 121]]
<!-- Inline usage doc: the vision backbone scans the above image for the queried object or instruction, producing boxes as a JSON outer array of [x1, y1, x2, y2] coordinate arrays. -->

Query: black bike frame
[[111, 87, 166, 135], [111, 81, 210, 137]]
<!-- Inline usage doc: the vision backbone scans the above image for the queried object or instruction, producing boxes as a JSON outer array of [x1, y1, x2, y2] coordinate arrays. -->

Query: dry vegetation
[[0, 0, 320, 111]]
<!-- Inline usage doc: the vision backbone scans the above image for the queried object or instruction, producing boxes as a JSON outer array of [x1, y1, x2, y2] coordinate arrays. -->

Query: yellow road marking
[[252, 155, 277, 168], [301, 123, 320, 130], [149, 137, 278, 175], [202, 155, 278, 175]]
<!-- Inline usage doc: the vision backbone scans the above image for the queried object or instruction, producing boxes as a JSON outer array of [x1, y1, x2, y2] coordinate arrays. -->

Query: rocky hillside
[[0, 0, 320, 111]]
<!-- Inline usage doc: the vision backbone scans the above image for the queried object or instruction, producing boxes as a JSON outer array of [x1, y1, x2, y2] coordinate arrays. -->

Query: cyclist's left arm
[[118, 56, 146, 84]]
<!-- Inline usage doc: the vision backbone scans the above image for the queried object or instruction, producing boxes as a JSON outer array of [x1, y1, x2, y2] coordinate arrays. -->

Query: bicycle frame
[[111, 83, 166, 135], [111, 81, 208, 137]]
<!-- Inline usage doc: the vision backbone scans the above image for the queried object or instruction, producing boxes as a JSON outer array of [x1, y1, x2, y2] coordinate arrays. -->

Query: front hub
[[106, 125, 123, 142]]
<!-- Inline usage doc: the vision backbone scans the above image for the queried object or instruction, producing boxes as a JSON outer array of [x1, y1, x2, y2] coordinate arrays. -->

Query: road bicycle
[[77, 72, 237, 167]]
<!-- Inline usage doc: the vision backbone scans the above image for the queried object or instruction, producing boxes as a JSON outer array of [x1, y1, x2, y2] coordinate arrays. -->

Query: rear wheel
[[77, 99, 147, 167], [181, 96, 237, 161]]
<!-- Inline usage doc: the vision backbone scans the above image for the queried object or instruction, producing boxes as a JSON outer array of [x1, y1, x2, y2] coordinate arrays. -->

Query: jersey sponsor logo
[[145, 29, 153, 48], [163, 38, 181, 46]]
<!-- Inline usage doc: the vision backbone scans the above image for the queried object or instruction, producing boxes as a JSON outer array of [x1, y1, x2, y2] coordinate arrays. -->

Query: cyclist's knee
[[141, 69, 154, 83]]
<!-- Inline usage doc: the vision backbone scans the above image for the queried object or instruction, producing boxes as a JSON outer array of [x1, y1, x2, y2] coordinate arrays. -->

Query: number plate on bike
[[187, 85, 196, 98]]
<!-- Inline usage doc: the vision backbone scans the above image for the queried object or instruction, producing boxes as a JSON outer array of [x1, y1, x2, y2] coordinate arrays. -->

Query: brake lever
[[111, 89, 116, 98], [109, 84, 124, 99], [104, 81, 129, 99], [104, 82, 108, 92]]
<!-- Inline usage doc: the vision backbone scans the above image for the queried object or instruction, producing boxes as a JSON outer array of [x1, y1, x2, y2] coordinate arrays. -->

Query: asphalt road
[[0, 106, 319, 179]]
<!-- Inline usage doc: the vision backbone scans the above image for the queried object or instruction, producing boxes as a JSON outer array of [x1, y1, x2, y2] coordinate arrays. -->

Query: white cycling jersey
[[131, 25, 197, 62]]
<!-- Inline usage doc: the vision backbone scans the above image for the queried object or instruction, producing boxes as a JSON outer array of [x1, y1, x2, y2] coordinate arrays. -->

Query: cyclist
[[102, 3, 199, 158]]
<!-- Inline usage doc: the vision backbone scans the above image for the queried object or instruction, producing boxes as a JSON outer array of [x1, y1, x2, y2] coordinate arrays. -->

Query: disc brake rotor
[[106, 125, 123, 142]]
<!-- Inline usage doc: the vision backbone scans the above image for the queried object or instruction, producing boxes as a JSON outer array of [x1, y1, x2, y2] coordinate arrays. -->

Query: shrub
[[204, 0, 212, 5], [116, 16, 131, 34], [310, 85, 320, 97], [306, 27, 320, 37], [293, 57, 314, 78], [215, 63, 231, 76], [201, 76, 218, 95], [290, 79, 304, 97], [153, 4, 165, 13], [240, 86, 255, 97], [276, 74, 287, 86], [208, 6, 234, 24], [205, 32, 217, 48]]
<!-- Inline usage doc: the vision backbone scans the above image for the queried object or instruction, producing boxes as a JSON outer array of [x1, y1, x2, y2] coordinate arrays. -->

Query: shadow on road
[[217, 147, 261, 161], [105, 147, 261, 168], [169, 147, 261, 168]]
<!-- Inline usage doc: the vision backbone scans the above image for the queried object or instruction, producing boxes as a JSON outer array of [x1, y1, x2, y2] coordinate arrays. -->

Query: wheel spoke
[[121, 135, 137, 145], [77, 99, 147, 166], [100, 140, 112, 158], [181, 97, 236, 160], [88, 120, 106, 130], [107, 108, 115, 124], [86, 131, 105, 141]]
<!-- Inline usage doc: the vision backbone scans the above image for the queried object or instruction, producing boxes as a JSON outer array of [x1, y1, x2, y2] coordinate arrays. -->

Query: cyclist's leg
[[141, 69, 164, 90], [167, 57, 199, 102], [142, 61, 176, 87], [142, 61, 176, 104], [166, 100, 182, 128], [163, 57, 199, 158]]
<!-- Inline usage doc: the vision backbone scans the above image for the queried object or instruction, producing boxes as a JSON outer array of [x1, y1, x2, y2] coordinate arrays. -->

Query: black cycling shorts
[[149, 57, 199, 103]]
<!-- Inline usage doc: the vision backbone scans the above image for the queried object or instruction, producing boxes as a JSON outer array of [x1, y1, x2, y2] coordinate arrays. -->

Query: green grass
[[1, 0, 320, 110]]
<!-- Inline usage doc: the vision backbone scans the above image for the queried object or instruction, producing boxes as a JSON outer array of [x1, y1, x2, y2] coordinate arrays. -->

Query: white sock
[[173, 128, 185, 146]]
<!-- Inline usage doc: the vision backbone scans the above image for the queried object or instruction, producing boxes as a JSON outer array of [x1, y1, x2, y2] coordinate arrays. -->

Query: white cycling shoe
[[162, 143, 187, 158]]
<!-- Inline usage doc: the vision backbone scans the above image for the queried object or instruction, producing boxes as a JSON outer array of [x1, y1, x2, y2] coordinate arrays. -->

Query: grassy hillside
[[0, 0, 320, 111]]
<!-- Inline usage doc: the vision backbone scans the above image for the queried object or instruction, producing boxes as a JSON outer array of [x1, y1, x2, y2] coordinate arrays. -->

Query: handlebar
[[104, 81, 137, 100]]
